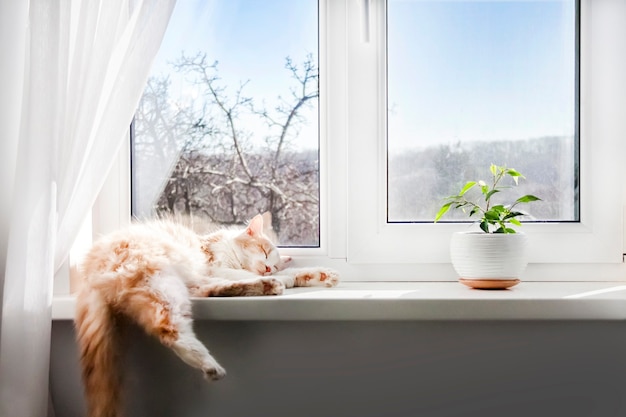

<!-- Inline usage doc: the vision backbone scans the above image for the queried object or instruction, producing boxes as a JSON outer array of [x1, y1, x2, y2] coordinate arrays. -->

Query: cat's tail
[[75, 286, 122, 417]]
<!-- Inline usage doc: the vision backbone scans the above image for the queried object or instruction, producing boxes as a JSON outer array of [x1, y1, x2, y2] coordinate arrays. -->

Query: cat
[[160, 211, 279, 244], [75, 213, 339, 417]]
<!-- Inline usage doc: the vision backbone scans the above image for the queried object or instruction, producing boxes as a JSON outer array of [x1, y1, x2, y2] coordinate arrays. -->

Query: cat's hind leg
[[117, 269, 226, 380]]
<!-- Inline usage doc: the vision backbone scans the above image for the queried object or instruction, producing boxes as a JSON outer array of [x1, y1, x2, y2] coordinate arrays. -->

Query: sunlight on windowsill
[[53, 281, 626, 321]]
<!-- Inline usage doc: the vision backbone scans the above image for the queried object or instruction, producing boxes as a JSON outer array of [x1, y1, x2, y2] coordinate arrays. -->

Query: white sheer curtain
[[0, 0, 176, 416]]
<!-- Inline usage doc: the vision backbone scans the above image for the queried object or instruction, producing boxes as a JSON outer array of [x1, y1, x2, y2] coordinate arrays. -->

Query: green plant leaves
[[434, 202, 452, 222], [504, 167, 524, 185], [434, 164, 541, 233], [503, 211, 524, 220], [494, 226, 516, 234], [490, 163, 498, 176], [515, 194, 541, 204], [484, 209, 501, 221], [484, 189, 500, 201], [459, 181, 476, 196]]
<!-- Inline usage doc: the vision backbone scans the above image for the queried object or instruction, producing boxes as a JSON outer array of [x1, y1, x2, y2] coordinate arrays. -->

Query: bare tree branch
[[135, 52, 321, 245]]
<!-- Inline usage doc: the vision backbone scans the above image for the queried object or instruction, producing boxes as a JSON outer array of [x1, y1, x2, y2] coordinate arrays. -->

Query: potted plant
[[435, 164, 541, 289]]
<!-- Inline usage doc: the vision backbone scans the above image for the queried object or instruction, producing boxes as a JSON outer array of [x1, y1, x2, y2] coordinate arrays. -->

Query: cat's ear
[[261, 211, 279, 244], [262, 212, 272, 230], [245, 214, 264, 237]]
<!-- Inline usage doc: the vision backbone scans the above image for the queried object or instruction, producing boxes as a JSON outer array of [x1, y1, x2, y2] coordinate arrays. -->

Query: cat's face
[[237, 235, 282, 276], [235, 214, 283, 276]]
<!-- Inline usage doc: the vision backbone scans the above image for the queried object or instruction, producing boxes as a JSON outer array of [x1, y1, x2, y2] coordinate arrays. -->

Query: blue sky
[[147, 0, 576, 153], [153, 0, 317, 86], [388, 0, 576, 152], [149, 0, 319, 150]]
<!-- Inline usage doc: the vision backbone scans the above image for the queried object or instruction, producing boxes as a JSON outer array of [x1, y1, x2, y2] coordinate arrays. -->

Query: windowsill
[[52, 281, 626, 321]]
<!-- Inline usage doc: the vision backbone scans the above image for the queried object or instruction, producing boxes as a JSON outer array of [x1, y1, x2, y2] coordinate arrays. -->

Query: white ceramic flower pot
[[450, 231, 529, 289]]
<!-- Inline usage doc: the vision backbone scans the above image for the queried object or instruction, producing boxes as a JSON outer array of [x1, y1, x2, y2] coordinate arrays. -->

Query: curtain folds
[[0, 1, 176, 416]]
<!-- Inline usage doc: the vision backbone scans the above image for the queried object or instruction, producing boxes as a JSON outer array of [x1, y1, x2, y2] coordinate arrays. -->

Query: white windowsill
[[52, 281, 626, 321]]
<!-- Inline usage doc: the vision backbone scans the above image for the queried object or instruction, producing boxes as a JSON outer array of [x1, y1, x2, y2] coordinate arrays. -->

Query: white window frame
[[87, 0, 626, 286]]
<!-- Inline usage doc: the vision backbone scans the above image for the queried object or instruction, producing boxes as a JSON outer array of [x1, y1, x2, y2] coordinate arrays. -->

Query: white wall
[[50, 320, 626, 417]]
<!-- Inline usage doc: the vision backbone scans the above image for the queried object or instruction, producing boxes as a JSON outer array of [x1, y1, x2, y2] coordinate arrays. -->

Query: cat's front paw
[[275, 255, 292, 271], [294, 268, 340, 288], [261, 277, 285, 295], [319, 269, 340, 287]]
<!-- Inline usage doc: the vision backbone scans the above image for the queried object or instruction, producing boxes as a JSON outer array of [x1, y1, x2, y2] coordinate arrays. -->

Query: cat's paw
[[261, 277, 285, 295], [203, 362, 227, 381], [318, 269, 340, 287], [275, 255, 292, 271], [294, 268, 340, 288]]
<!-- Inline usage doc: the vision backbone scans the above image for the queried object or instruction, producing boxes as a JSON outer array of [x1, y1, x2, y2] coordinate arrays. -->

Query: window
[[387, 0, 578, 223], [131, 0, 320, 247], [92, 0, 626, 284], [336, 0, 625, 278]]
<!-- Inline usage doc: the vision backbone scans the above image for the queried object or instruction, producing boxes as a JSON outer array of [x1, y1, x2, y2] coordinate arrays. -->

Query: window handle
[[360, 0, 370, 43]]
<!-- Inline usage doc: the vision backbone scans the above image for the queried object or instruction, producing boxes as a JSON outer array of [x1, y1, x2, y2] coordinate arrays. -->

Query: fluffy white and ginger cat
[[75, 214, 339, 417]]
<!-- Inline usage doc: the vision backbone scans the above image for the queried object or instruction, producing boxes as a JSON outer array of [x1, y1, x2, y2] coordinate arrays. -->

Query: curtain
[[0, 0, 176, 416]]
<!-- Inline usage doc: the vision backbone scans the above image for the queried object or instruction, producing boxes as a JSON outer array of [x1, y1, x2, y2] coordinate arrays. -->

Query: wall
[[50, 320, 626, 417]]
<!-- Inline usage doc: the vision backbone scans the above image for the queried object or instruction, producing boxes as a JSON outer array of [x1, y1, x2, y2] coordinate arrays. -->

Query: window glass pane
[[387, 0, 578, 222], [132, 0, 319, 246]]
